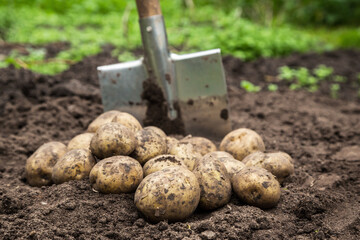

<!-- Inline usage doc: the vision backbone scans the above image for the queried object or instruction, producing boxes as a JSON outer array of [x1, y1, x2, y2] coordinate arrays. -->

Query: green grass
[[0, 1, 332, 75]]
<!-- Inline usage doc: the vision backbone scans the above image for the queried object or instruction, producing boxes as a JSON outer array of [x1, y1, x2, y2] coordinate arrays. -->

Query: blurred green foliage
[[0, 0, 358, 75], [278, 65, 348, 98], [195, 0, 360, 27]]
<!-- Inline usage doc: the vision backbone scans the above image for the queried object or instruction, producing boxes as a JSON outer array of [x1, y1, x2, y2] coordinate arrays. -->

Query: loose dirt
[[1, 46, 359, 239]]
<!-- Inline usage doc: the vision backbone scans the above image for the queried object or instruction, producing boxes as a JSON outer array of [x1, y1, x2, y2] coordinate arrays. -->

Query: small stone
[[200, 230, 216, 240]]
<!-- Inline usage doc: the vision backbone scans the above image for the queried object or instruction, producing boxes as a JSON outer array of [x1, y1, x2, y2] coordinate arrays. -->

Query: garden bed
[[0, 46, 359, 239]]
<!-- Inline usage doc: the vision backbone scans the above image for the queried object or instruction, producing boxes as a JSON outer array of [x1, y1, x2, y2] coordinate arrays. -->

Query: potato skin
[[180, 136, 217, 156], [143, 154, 186, 177], [134, 166, 200, 222], [52, 149, 96, 184], [25, 142, 67, 187], [193, 157, 232, 210], [243, 151, 294, 183], [165, 136, 179, 154], [168, 142, 202, 171], [90, 122, 136, 159], [232, 166, 281, 209], [130, 128, 167, 165], [204, 151, 245, 178], [67, 133, 94, 151], [219, 128, 265, 161], [143, 126, 167, 138], [87, 110, 122, 133], [111, 112, 142, 133], [89, 156, 143, 193]]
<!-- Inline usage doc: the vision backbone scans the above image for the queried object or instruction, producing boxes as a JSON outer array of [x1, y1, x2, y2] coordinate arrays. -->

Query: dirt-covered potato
[[180, 136, 217, 156], [25, 142, 67, 187], [130, 128, 167, 165], [111, 112, 142, 133], [193, 157, 232, 210], [165, 136, 179, 154], [168, 142, 202, 171], [143, 154, 186, 177], [89, 156, 143, 193], [243, 151, 294, 183], [232, 166, 281, 209], [52, 149, 96, 184], [90, 122, 136, 159], [67, 132, 94, 151], [134, 166, 200, 222], [87, 110, 122, 133], [143, 126, 167, 138], [219, 128, 265, 161], [204, 151, 245, 177]]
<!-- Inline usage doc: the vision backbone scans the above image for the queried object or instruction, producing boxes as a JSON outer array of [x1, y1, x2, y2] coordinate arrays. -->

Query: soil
[[1, 45, 360, 240]]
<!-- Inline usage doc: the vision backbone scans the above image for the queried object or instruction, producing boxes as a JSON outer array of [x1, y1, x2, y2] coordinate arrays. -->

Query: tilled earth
[[0, 45, 360, 239]]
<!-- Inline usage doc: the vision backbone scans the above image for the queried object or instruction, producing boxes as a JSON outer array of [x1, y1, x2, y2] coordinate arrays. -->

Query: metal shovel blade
[[97, 49, 231, 139]]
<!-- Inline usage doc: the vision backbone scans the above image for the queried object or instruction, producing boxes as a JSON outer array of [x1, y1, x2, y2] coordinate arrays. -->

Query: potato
[[232, 166, 281, 209], [165, 136, 179, 154], [89, 156, 143, 193], [203, 151, 245, 177], [193, 157, 232, 210], [143, 154, 186, 177], [143, 126, 167, 138], [111, 112, 142, 133], [219, 128, 265, 161], [90, 122, 136, 159], [87, 110, 122, 133], [134, 166, 200, 222], [52, 149, 96, 184], [168, 142, 202, 171], [130, 128, 167, 165], [180, 136, 217, 156], [25, 142, 67, 187], [243, 151, 294, 183], [67, 132, 94, 151]]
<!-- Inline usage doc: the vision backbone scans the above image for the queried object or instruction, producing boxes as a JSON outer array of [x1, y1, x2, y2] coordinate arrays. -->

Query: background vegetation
[[0, 0, 359, 74]]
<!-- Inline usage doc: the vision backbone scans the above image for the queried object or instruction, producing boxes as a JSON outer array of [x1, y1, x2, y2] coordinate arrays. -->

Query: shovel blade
[[97, 59, 148, 121], [172, 49, 232, 139], [98, 49, 232, 140]]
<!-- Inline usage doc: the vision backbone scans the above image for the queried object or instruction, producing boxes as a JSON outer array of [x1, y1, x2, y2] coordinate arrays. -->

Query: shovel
[[97, 0, 231, 139]]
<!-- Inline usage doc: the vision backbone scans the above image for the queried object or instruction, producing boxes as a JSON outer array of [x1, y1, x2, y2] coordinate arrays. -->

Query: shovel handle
[[136, 0, 162, 18]]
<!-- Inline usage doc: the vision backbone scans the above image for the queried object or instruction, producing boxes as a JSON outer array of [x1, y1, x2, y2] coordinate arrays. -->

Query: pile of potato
[[25, 110, 294, 222]]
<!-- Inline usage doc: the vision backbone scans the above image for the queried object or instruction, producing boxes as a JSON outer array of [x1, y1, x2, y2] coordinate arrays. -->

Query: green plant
[[268, 84, 278, 91], [240, 80, 261, 92], [278, 66, 294, 81], [333, 75, 347, 83], [330, 83, 340, 98], [313, 64, 333, 80]]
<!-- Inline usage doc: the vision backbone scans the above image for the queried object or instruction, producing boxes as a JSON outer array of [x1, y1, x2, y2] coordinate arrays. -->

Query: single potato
[[52, 149, 96, 184], [90, 156, 143, 193], [168, 142, 202, 171], [143, 154, 186, 177], [143, 126, 167, 138], [130, 128, 167, 165], [134, 166, 200, 222], [90, 122, 136, 159], [111, 112, 142, 133], [165, 136, 179, 154], [243, 151, 294, 183], [193, 157, 232, 210], [87, 110, 122, 133], [219, 128, 265, 161], [25, 141, 67, 187], [180, 136, 217, 156], [203, 151, 245, 177], [232, 166, 281, 209], [67, 132, 94, 151]]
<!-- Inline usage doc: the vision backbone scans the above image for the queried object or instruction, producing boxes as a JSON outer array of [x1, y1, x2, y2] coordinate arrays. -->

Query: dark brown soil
[[1, 45, 360, 240]]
